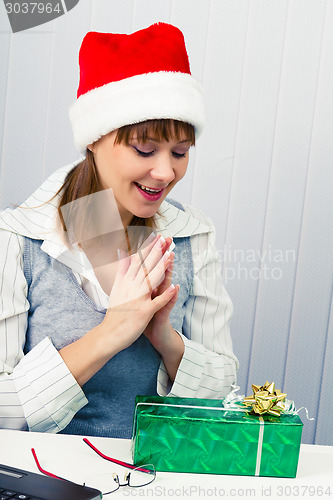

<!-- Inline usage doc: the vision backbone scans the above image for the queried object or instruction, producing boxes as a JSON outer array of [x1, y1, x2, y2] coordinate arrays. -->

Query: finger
[[137, 251, 153, 294], [138, 236, 166, 276], [138, 234, 164, 262], [151, 284, 178, 313], [124, 250, 149, 282], [164, 236, 173, 251], [164, 283, 180, 311], [154, 284, 180, 322], [142, 249, 173, 291], [154, 252, 174, 295], [125, 235, 163, 282], [162, 252, 174, 289], [138, 235, 173, 278]]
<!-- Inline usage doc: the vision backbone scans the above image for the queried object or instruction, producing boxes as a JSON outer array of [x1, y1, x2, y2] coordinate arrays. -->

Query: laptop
[[0, 463, 102, 500]]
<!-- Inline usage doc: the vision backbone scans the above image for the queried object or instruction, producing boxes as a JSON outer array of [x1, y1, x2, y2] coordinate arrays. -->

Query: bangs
[[115, 119, 195, 146]]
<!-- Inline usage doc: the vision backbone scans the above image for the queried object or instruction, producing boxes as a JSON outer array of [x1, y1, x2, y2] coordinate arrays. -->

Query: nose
[[149, 154, 175, 185]]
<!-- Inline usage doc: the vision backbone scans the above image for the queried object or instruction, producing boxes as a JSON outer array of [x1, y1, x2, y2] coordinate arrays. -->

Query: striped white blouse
[[0, 162, 239, 433]]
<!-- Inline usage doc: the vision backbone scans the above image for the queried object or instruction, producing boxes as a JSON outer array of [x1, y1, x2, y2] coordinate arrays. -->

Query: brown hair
[[56, 119, 195, 247]]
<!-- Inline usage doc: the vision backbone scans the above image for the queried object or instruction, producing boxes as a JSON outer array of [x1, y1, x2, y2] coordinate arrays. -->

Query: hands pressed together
[[60, 233, 184, 387], [101, 234, 184, 375]]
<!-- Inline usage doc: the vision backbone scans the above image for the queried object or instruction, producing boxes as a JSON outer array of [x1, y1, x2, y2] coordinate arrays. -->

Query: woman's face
[[90, 130, 191, 226]]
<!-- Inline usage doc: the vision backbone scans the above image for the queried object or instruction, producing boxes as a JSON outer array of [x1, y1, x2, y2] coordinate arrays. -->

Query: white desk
[[0, 430, 332, 499]]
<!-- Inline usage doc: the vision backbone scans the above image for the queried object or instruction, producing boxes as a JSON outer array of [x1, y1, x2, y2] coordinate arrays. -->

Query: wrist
[[59, 325, 116, 387], [92, 322, 124, 358], [159, 327, 185, 383], [155, 325, 185, 360]]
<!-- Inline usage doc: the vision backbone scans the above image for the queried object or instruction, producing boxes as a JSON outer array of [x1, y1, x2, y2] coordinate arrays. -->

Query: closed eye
[[133, 147, 154, 157], [172, 151, 187, 159], [133, 147, 188, 159]]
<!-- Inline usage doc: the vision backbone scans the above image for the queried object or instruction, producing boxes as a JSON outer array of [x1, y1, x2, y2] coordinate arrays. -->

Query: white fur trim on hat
[[69, 71, 205, 153]]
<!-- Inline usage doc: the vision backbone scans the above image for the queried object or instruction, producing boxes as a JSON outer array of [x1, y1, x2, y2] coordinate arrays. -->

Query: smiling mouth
[[134, 182, 164, 194]]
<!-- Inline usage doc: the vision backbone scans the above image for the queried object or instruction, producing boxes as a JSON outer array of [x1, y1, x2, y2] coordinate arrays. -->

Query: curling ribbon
[[223, 382, 314, 420]]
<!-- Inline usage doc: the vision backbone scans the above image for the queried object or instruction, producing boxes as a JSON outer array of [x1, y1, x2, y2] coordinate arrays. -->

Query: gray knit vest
[[23, 199, 194, 438]]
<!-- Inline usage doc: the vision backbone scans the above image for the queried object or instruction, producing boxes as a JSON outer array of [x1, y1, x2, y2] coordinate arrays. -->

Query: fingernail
[[117, 249, 121, 260], [159, 235, 166, 246], [163, 250, 170, 261], [168, 284, 175, 292]]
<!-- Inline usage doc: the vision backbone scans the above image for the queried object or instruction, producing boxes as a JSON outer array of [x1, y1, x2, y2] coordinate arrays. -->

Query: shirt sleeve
[[0, 229, 87, 433], [157, 206, 239, 398]]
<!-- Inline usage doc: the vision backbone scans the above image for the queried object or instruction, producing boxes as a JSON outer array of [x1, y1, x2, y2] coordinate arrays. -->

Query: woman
[[0, 23, 238, 438]]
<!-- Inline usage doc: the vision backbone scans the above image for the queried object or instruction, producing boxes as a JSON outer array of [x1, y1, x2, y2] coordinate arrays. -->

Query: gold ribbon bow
[[243, 381, 287, 417]]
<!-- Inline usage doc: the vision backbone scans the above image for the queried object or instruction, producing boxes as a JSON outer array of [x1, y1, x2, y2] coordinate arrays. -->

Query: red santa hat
[[69, 23, 205, 152]]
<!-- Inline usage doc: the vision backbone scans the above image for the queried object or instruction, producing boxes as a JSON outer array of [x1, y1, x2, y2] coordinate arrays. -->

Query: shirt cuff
[[157, 330, 205, 397], [13, 337, 88, 433]]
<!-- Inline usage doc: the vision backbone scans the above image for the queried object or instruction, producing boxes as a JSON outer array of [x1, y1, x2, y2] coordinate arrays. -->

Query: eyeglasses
[[31, 437, 156, 495]]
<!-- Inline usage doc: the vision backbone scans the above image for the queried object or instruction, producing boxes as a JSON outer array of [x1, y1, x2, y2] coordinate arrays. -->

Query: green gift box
[[131, 395, 303, 478]]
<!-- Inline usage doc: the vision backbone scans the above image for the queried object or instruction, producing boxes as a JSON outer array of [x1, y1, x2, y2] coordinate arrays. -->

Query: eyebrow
[[140, 137, 191, 144]]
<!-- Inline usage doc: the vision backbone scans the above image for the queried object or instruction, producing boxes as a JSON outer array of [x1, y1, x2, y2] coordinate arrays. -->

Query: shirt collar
[[155, 200, 211, 238]]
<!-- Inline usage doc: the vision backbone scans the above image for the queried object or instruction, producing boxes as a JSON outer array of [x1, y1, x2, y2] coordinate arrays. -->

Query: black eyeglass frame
[[88, 465, 156, 495]]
